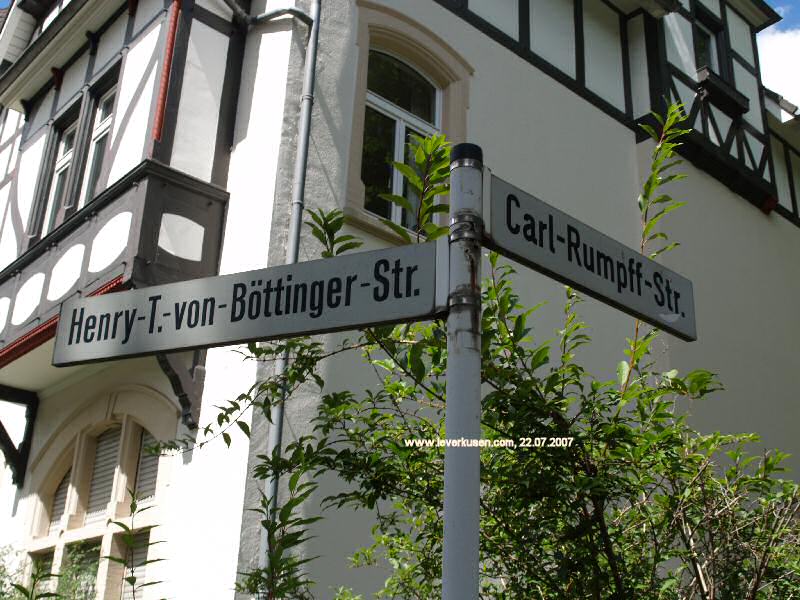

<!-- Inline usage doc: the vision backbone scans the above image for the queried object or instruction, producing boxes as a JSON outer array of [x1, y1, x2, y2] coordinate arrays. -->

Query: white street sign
[[486, 175, 696, 341], [53, 243, 439, 366]]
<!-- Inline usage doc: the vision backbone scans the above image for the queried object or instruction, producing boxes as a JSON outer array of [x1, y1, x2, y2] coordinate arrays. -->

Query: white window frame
[[41, 121, 77, 236], [80, 86, 116, 208], [364, 51, 442, 227]]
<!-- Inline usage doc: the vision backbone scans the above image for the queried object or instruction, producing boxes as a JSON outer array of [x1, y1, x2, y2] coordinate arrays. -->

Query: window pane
[[46, 167, 69, 234], [135, 430, 159, 501], [49, 468, 71, 535], [362, 106, 396, 219], [367, 51, 435, 124], [84, 133, 108, 204], [696, 25, 717, 72], [99, 93, 115, 122], [401, 129, 424, 231], [120, 530, 150, 600], [61, 128, 76, 156], [86, 426, 121, 522], [31, 551, 55, 594], [58, 541, 100, 600]]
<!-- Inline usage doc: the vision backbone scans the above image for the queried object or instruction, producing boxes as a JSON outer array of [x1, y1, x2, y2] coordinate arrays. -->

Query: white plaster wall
[[222, 15, 293, 273], [531, 0, 576, 77], [170, 22, 229, 182], [665, 13, 696, 78], [157, 348, 255, 600], [16, 133, 47, 234], [107, 21, 163, 186], [196, 0, 235, 19], [792, 153, 800, 193], [637, 143, 800, 473], [628, 14, 650, 119], [0, 209, 16, 272], [699, 0, 721, 16], [133, 0, 166, 38], [95, 12, 129, 72], [28, 90, 55, 137], [771, 137, 792, 210], [468, 0, 518, 40], [1, 110, 22, 145], [583, 0, 625, 110], [727, 7, 754, 66], [57, 53, 90, 112], [733, 62, 763, 132]]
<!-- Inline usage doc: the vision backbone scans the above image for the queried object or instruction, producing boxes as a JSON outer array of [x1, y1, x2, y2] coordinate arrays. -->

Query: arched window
[[362, 50, 440, 229], [32, 415, 163, 598], [347, 2, 472, 238]]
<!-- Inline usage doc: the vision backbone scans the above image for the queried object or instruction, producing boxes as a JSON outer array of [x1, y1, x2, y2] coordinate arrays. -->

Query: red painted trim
[[0, 276, 126, 370], [152, 0, 181, 143], [761, 195, 778, 215]]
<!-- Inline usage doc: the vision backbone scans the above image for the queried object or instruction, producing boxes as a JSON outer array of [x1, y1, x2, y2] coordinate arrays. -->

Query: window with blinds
[[120, 530, 150, 600], [134, 430, 159, 501], [85, 427, 121, 523], [58, 541, 100, 600], [49, 468, 71, 535], [31, 550, 55, 594]]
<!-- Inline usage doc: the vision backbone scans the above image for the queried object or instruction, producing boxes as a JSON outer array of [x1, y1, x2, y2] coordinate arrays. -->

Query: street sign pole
[[442, 144, 484, 600]]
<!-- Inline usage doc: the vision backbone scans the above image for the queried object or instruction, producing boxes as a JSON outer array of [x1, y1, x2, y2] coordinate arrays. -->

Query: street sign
[[53, 242, 440, 366], [486, 175, 696, 341]]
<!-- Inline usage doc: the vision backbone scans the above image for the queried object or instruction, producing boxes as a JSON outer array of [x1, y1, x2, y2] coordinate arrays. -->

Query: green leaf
[[393, 162, 423, 193], [617, 360, 630, 387], [222, 432, 231, 448], [335, 241, 363, 255], [237, 421, 251, 438], [378, 193, 414, 213], [379, 218, 412, 244]]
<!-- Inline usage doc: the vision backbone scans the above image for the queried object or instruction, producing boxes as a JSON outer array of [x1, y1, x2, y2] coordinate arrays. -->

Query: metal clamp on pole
[[442, 143, 484, 600]]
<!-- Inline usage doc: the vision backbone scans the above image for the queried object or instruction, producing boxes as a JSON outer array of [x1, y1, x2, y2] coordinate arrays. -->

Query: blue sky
[[768, 0, 800, 29]]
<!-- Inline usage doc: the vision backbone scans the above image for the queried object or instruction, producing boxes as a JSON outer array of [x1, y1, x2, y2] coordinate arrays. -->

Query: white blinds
[[49, 468, 71, 534], [134, 430, 159, 501], [85, 426, 121, 522], [120, 530, 150, 600]]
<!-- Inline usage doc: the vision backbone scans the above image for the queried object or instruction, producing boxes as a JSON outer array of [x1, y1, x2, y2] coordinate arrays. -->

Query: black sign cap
[[451, 143, 483, 164]]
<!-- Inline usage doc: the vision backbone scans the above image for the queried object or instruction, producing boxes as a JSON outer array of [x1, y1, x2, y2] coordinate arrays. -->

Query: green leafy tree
[[213, 107, 800, 598]]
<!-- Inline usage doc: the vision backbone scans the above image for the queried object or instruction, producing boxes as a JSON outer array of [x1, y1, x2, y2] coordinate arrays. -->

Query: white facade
[[0, 0, 797, 597]]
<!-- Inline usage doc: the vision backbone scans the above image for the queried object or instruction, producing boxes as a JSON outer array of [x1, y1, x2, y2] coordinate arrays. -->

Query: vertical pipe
[[442, 143, 484, 600], [258, 0, 322, 571]]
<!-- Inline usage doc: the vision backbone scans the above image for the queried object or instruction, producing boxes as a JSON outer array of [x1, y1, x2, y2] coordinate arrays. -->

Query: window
[[81, 87, 115, 207], [693, 9, 727, 80], [695, 21, 719, 73], [41, 120, 76, 236], [34, 83, 116, 240], [120, 530, 151, 600], [362, 51, 440, 229], [346, 4, 470, 239], [31, 417, 161, 598]]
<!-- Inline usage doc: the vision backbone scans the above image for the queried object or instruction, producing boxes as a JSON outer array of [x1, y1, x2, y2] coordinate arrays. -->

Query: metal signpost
[[53, 242, 440, 366], [51, 144, 696, 600], [442, 145, 484, 600]]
